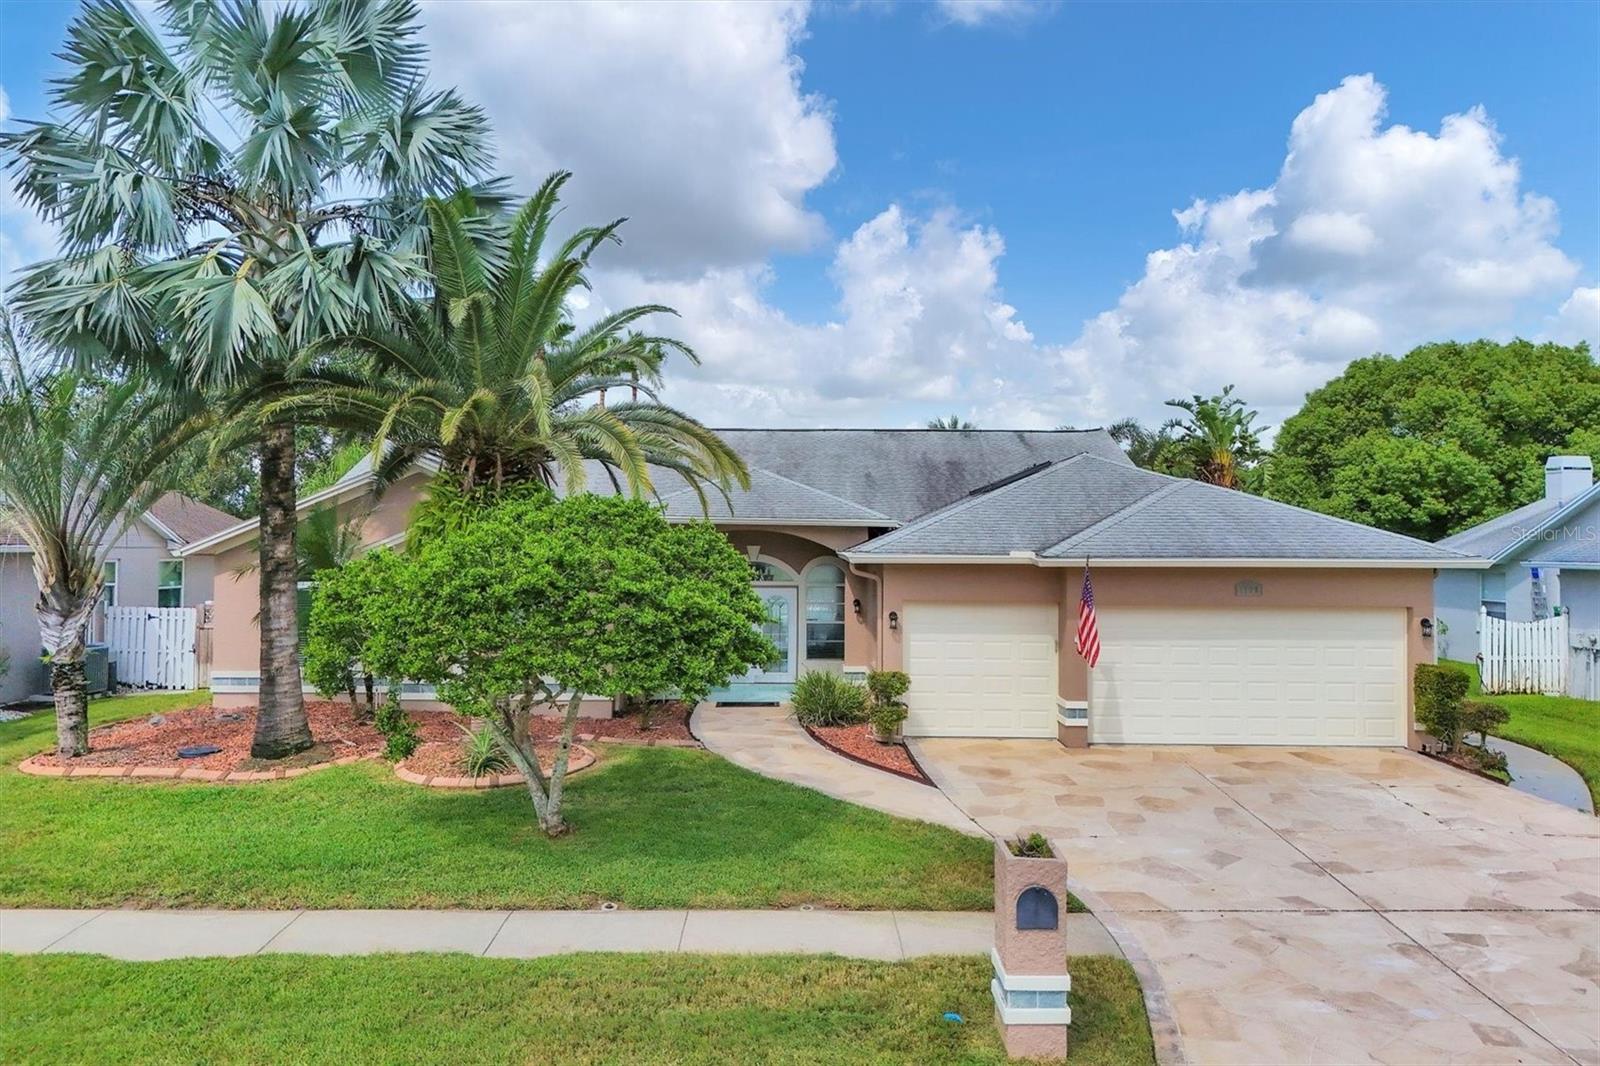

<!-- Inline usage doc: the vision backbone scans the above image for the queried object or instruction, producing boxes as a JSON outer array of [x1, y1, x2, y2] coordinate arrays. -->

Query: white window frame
[[800, 558, 847, 662], [157, 559, 184, 608], [101, 560, 118, 607]]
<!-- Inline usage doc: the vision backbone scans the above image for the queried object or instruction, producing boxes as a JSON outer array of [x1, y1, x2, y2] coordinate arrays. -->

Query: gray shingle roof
[[849, 455, 1481, 564], [656, 466, 896, 525], [1437, 485, 1600, 563], [694, 429, 1128, 523]]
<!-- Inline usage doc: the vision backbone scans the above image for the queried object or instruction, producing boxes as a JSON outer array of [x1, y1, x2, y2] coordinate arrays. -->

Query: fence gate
[[104, 606, 198, 690], [1478, 608, 1569, 695]]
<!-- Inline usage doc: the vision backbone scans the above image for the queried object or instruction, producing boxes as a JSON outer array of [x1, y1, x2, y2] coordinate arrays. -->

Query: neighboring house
[[182, 429, 1484, 750], [0, 493, 237, 704], [1434, 456, 1599, 660]]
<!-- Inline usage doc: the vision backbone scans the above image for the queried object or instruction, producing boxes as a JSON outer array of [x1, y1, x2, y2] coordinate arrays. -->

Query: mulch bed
[[25, 701, 410, 774], [22, 698, 688, 784], [804, 722, 933, 785], [571, 700, 698, 746]]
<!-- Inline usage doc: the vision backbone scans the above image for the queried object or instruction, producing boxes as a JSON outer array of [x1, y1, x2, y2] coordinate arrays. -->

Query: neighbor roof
[[1, 492, 236, 551], [846, 455, 1485, 567], [145, 493, 241, 545], [1437, 483, 1600, 563], [656, 466, 897, 526]]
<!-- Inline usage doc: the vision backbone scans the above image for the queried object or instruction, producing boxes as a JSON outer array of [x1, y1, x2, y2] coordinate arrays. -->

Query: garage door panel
[[904, 603, 1059, 738], [1091, 607, 1405, 747]]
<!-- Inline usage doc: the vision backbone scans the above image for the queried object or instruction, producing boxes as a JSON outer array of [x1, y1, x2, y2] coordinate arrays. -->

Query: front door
[[745, 586, 799, 683]]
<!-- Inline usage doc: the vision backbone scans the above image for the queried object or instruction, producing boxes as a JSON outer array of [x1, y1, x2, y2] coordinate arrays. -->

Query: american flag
[[1075, 566, 1101, 668]]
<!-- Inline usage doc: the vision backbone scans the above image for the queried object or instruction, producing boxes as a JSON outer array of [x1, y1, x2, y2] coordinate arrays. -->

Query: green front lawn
[[0, 952, 1153, 1066], [1442, 660, 1600, 809], [0, 693, 992, 910]]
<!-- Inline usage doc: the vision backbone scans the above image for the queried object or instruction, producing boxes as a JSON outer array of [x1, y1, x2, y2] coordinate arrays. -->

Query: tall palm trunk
[[37, 584, 97, 758], [51, 658, 89, 758], [251, 421, 313, 759]]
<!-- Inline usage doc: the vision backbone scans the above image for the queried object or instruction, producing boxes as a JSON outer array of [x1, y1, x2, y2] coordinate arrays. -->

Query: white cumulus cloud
[[421, 0, 836, 275], [1545, 286, 1600, 347], [1058, 74, 1583, 425], [594, 204, 1073, 427]]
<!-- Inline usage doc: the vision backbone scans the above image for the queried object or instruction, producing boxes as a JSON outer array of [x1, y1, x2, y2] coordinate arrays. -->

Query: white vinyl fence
[[1478, 607, 1568, 695], [104, 606, 198, 690]]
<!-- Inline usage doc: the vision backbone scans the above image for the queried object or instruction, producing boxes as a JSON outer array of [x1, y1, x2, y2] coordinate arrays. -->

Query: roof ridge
[[1486, 481, 1600, 562], [1041, 479, 1185, 556], [1086, 458, 1481, 560], [858, 454, 1097, 552]]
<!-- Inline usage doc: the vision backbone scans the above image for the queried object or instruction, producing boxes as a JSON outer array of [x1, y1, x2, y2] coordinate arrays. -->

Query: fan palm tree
[[0, 310, 202, 756], [3, 0, 496, 759], [1164, 386, 1267, 489], [927, 414, 976, 430], [276, 175, 747, 504]]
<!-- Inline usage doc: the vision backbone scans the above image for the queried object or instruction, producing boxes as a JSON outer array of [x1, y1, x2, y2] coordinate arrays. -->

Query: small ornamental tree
[[363, 485, 774, 835], [303, 549, 401, 718]]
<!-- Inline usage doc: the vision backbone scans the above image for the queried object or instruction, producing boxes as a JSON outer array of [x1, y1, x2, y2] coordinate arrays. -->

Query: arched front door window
[[804, 561, 846, 660], [750, 558, 797, 583]]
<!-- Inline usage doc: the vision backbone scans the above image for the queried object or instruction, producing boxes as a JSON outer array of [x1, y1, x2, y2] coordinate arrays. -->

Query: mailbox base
[[996, 1013, 1069, 1060]]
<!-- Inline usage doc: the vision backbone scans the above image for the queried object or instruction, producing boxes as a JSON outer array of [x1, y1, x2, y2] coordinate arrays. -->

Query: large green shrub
[[355, 484, 774, 835], [303, 550, 400, 718], [1414, 663, 1470, 750], [791, 671, 869, 727]]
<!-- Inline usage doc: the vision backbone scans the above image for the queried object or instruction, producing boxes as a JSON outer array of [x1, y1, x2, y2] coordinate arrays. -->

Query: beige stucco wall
[[208, 473, 428, 675], [863, 562, 1437, 750]]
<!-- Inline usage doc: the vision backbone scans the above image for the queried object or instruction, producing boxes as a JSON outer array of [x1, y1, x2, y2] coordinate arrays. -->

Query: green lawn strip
[[1, 695, 992, 911], [1441, 660, 1600, 809], [0, 952, 1152, 1066]]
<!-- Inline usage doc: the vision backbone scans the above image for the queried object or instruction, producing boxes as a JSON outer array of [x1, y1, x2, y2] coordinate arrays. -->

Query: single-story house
[[0, 493, 236, 704], [180, 429, 1485, 749], [1434, 455, 1599, 660]]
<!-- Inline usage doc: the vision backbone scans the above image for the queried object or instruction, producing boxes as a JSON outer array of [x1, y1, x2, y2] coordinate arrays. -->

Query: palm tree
[[1163, 386, 1267, 489], [277, 176, 747, 504], [4, 0, 495, 759], [0, 310, 200, 756], [927, 414, 976, 430], [1103, 417, 1183, 472]]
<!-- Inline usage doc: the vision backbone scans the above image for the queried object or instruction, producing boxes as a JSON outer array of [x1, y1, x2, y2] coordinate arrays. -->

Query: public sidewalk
[[2, 908, 1122, 962]]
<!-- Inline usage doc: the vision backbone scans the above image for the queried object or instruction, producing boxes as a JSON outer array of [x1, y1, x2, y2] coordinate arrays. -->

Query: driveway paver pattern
[[911, 740, 1600, 1065]]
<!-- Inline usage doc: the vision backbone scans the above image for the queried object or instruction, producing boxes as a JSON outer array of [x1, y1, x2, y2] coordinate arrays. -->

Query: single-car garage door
[[1090, 607, 1406, 746], [903, 603, 1058, 737]]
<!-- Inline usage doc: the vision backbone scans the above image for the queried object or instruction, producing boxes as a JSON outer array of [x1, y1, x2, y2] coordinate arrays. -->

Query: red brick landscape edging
[[16, 752, 373, 783], [393, 744, 596, 789]]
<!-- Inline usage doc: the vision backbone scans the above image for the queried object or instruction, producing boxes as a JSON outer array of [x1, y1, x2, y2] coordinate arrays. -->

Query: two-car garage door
[[1089, 607, 1406, 746], [901, 602, 1406, 745]]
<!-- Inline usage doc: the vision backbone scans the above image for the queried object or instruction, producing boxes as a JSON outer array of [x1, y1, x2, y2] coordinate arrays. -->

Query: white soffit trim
[[175, 477, 380, 557]]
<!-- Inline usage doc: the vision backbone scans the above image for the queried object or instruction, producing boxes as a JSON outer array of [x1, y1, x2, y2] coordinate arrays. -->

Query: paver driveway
[[912, 741, 1600, 1065]]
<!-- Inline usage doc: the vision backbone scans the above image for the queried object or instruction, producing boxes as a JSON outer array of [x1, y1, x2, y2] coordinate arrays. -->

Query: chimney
[[1545, 455, 1594, 505]]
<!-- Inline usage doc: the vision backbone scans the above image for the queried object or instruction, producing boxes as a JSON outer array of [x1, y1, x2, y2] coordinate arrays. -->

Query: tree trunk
[[250, 421, 313, 759], [51, 657, 89, 758], [540, 690, 587, 836], [362, 672, 376, 718]]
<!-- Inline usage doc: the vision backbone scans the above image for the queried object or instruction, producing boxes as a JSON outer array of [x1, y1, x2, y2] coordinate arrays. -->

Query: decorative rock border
[[17, 752, 374, 783], [394, 744, 596, 789]]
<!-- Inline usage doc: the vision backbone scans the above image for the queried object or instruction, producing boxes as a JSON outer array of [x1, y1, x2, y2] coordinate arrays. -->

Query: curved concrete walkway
[[1489, 735, 1594, 813], [691, 704, 983, 835]]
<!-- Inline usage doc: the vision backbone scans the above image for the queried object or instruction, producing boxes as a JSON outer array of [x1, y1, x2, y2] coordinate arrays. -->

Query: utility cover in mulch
[[28, 701, 461, 775], [805, 722, 932, 785]]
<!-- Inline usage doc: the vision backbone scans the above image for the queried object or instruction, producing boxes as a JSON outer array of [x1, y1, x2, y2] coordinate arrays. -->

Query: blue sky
[[2, 0, 1596, 429]]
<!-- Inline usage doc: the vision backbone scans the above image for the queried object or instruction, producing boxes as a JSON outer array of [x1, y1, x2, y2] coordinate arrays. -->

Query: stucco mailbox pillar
[[992, 837, 1071, 1060]]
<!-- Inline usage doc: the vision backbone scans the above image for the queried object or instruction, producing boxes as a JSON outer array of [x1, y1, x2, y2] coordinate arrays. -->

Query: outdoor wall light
[[852, 597, 863, 618], [1420, 617, 1434, 639], [888, 610, 899, 631]]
